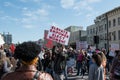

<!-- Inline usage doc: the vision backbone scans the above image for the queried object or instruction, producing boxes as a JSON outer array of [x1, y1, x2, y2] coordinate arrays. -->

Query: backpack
[[32, 71, 40, 80]]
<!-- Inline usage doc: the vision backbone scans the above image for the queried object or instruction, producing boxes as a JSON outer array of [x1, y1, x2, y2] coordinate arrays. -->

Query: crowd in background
[[0, 42, 120, 80]]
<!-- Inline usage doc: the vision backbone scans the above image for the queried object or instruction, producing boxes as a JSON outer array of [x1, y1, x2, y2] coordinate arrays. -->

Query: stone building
[[65, 26, 87, 49], [87, 6, 120, 50], [107, 6, 120, 49]]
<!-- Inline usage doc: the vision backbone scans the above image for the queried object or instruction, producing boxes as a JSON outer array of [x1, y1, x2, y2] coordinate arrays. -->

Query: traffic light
[[94, 36, 99, 44]]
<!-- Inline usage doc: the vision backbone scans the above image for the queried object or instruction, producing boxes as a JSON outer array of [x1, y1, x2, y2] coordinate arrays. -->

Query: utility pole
[[95, 29, 98, 49], [106, 13, 109, 53], [94, 20, 99, 49]]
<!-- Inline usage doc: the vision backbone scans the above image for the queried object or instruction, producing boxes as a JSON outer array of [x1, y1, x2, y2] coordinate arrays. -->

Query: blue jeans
[[76, 61, 82, 75]]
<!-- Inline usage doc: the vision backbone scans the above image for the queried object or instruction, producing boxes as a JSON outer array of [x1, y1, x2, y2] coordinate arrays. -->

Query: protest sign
[[76, 41, 88, 50], [47, 26, 70, 45], [111, 43, 119, 51], [0, 34, 5, 45]]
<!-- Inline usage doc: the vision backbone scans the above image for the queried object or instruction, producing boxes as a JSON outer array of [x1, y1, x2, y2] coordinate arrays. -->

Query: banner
[[10, 44, 15, 54], [0, 34, 5, 45], [76, 41, 88, 50], [47, 26, 70, 45], [111, 43, 119, 51]]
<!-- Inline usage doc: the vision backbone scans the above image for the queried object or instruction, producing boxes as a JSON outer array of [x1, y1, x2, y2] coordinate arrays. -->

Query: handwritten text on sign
[[47, 26, 70, 45]]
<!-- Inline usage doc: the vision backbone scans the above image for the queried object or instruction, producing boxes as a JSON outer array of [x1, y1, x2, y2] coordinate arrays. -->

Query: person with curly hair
[[1, 41, 53, 80]]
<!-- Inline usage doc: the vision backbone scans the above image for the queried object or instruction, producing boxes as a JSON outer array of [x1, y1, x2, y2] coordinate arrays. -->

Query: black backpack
[[32, 71, 40, 80]]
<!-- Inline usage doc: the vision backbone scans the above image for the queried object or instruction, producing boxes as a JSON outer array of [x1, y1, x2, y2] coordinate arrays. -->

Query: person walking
[[53, 45, 67, 80], [76, 49, 84, 76]]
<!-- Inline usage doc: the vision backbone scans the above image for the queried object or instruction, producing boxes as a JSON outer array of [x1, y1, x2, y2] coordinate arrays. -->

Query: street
[[67, 69, 110, 80], [67, 69, 88, 80]]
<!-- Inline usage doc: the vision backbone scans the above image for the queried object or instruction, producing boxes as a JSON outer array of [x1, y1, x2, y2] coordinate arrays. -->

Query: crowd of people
[[0, 41, 120, 80]]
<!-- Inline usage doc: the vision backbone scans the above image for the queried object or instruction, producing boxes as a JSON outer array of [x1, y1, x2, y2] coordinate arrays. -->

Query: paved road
[[67, 69, 110, 80], [67, 74, 88, 80], [67, 69, 88, 80]]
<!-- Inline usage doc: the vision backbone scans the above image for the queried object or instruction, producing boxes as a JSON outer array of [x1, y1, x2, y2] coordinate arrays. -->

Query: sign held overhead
[[47, 26, 70, 45], [0, 34, 5, 45]]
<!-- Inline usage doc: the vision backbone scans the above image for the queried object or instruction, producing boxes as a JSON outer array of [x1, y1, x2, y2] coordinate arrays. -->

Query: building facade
[[87, 6, 120, 50], [65, 26, 87, 49], [94, 13, 108, 49], [65, 26, 83, 32], [2, 32, 12, 45], [87, 24, 96, 46], [107, 6, 120, 49]]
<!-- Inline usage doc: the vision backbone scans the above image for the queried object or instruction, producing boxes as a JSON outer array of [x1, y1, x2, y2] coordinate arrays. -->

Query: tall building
[[2, 32, 12, 45], [87, 6, 120, 50], [65, 26, 83, 32], [107, 6, 120, 49], [94, 13, 108, 49], [87, 24, 96, 46], [65, 26, 87, 49]]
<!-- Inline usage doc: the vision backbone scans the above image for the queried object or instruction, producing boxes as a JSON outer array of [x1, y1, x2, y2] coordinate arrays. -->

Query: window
[[118, 30, 120, 40], [96, 27, 98, 33], [105, 33, 107, 40], [113, 19, 116, 26], [101, 25, 103, 31], [109, 32, 111, 41], [98, 26, 100, 32], [87, 30, 89, 34], [109, 21, 111, 28], [105, 24, 107, 30], [100, 35, 102, 40], [118, 17, 120, 25], [90, 29, 92, 34], [113, 31, 116, 40], [93, 28, 95, 34]]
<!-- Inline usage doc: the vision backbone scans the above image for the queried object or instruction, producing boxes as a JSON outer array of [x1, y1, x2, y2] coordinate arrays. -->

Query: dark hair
[[52, 45, 56, 53], [92, 53, 102, 67], [115, 50, 120, 56], [14, 41, 41, 62]]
